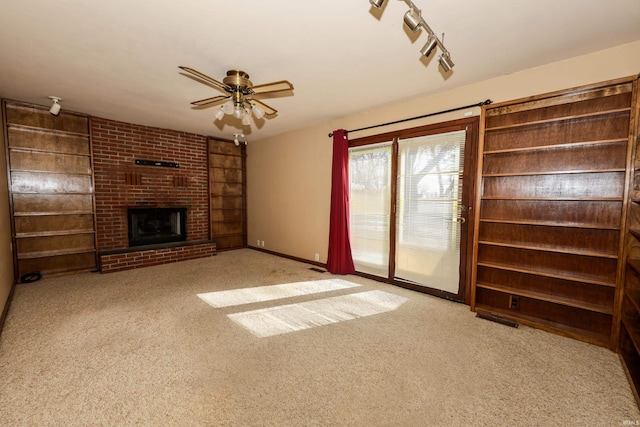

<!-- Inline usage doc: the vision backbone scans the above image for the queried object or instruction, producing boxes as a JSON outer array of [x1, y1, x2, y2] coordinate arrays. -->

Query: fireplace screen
[[128, 207, 187, 247]]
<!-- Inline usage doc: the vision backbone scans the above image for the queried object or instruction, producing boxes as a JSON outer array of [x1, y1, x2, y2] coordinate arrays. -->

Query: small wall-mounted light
[[438, 51, 455, 72], [48, 96, 62, 116], [369, 0, 387, 8], [233, 133, 247, 147], [420, 33, 438, 58]]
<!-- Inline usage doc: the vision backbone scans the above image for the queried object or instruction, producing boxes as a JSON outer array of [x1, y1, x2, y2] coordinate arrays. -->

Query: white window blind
[[349, 142, 392, 277], [395, 130, 466, 293]]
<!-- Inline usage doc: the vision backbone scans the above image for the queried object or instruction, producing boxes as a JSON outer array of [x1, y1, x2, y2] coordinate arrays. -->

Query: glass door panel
[[348, 142, 392, 277], [395, 130, 466, 294]]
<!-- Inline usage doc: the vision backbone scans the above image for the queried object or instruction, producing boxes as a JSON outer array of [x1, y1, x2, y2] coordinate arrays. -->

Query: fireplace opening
[[128, 207, 187, 248]]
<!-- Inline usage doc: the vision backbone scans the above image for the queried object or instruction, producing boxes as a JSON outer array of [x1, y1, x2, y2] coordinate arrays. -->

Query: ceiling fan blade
[[251, 99, 278, 116], [179, 66, 229, 92], [191, 95, 230, 106], [250, 80, 294, 95]]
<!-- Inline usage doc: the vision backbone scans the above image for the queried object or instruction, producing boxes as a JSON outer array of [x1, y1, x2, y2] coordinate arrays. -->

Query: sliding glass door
[[394, 131, 466, 294], [348, 120, 476, 301]]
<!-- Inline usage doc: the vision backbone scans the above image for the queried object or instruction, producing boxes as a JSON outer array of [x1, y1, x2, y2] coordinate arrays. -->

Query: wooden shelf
[[476, 282, 613, 314], [10, 168, 92, 176], [478, 240, 617, 259], [7, 123, 90, 138], [475, 305, 610, 347], [11, 191, 94, 196], [479, 218, 620, 230], [627, 289, 640, 313], [477, 261, 616, 287], [629, 228, 640, 240], [482, 168, 625, 177], [8, 146, 90, 157], [481, 196, 623, 202], [12, 211, 95, 217], [484, 108, 631, 132], [483, 138, 627, 155], [15, 229, 95, 238], [17, 247, 96, 259]]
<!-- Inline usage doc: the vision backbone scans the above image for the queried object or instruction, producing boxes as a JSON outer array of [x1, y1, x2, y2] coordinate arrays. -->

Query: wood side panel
[[484, 114, 629, 152], [482, 142, 627, 175], [479, 222, 619, 256], [8, 128, 90, 154], [476, 288, 612, 340], [486, 92, 633, 128], [9, 150, 91, 174], [212, 168, 243, 183], [11, 171, 92, 193], [482, 172, 625, 199], [6, 104, 88, 134], [14, 214, 95, 234], [478, 245, 618, 284], [480, 199, 622, 226], [209, 196, 244, 210], [12, 194, 94, 213], [16, 234, 95, 253], [477, 266, 615, 309], [209, 182, 243, 196], [209, 154, 241, 169], [18, 252, 95, 275]]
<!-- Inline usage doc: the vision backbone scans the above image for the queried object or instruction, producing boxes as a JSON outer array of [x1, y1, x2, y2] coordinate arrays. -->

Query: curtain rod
[[328, 99, 492, 138]]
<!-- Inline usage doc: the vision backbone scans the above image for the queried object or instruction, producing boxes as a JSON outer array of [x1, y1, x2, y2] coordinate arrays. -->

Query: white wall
[[248, 40, 640, 263]]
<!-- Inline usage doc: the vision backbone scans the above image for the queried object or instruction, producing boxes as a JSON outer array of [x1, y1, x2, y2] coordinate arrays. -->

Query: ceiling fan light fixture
[[369, 0, 386, 8], [214, 107, 225, 121], [403, 8, 422, 32], [222, 100, 234, 115], [439, 51, 455, 72], [252, 104, 265, 120], [420, 34, 438, 57], [233, 105, 244, 119], [241, 111, 251, 126]]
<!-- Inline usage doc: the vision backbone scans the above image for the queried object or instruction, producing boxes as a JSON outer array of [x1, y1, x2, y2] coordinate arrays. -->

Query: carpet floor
[[0, 249, 638, 426]]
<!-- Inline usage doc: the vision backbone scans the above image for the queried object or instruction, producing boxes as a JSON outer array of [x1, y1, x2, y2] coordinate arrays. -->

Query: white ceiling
[[1, 0, 639, 141]]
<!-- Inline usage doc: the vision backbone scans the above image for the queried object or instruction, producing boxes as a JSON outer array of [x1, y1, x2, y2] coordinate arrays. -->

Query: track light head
[[369, 0, 386, 8], [420, 34, 438, 58], [403, 8, 422, 32], [438, 51, 455, 72], [48, 96, 62, 116]]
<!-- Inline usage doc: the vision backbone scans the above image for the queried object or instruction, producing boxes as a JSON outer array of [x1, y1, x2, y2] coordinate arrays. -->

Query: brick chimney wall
[[91, 117, 215, 272]]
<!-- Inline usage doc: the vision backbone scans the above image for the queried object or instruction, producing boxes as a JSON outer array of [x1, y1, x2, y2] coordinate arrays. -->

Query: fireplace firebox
[[128, 207, 187, 247]]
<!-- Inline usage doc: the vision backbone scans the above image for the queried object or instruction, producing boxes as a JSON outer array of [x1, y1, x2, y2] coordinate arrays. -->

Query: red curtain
[[327, 129, 355, 274]]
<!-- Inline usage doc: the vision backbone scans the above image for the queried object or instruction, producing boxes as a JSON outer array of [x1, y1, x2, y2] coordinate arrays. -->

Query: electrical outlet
[[314, 253, 320, 262], [509, 295, 520, 310], [256, 239, 260, 246], [260, 240, 265, 247]]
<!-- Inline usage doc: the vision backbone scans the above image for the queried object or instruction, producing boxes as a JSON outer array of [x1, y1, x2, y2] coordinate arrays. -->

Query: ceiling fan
[[179, 66, 294, 125]]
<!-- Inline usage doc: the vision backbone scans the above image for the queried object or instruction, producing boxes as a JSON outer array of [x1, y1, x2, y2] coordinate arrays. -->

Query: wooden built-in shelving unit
[[208, 137, 247, 250], [2, 100, 97, 279], [472, 78, 637, 350], [620, 77, 640, 408]]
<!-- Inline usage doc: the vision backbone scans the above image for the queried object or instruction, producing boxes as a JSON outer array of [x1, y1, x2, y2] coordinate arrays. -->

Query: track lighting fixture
[[403, 7, 422, 32], [420, 33, 438, 58], [438, 51, 455, 72], [48, 96, 62, 116], [368, 0, 454, 72], [369, 0, 386, 8], [233, 133, 247, 147]]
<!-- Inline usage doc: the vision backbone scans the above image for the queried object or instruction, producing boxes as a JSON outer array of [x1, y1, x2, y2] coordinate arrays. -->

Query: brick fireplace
[[92, 118, 216, 272]]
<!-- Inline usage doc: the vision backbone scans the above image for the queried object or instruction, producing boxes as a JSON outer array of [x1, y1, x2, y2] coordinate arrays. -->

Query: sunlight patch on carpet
[[197, 278, 360, 308], [227, 290, 407, 337]]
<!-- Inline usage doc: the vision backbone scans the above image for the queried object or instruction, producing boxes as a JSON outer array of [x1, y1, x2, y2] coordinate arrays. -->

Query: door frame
[[349, 116, 479, 304]]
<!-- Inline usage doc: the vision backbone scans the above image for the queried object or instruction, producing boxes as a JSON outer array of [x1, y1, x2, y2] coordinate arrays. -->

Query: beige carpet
[[0, 249, 638, 426]]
